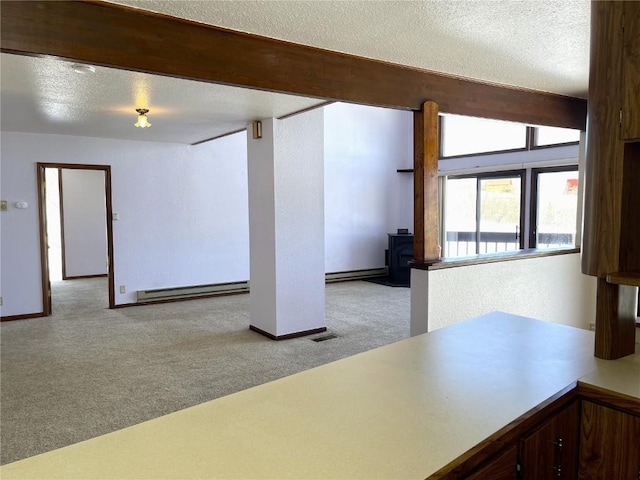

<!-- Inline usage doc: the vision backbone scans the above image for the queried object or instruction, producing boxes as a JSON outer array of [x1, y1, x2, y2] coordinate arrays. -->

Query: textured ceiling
[[1, 1, 591, 144], [0, 53, 324, 144], [111, 0, 591, 98]]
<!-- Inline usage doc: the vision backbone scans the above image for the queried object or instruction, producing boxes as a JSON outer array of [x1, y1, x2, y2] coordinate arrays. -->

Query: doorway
[[37, 163, 115, 314]]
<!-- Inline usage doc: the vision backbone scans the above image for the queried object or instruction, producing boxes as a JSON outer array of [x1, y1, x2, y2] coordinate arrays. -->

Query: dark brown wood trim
[[428, 384, 579, 479], [58, 167, 68, 281], [190, 128, 246, 146], [103, 166, 115, 309], [276, 101, 334, 120], [0, 1, 586, 129], [427, 247, 580, 270], [413, 102, 440, 263], [578, 382, 640, 417], [529, 165, 579, 248], [36, 164, 51, 316], [408, 259, 441, 271], [1, 311, 46, 322], [64, 274, 109, 280], [249, 325, 327, 341], [37, 163, 116, 311], [605, 271, 640, 287]]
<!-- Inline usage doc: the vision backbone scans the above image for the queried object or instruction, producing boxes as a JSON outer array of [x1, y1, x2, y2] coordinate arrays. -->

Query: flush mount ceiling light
[[134, 108, 152, 128]]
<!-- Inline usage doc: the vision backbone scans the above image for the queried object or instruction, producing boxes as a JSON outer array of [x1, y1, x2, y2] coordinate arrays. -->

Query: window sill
[[420, 247, 580, 271]]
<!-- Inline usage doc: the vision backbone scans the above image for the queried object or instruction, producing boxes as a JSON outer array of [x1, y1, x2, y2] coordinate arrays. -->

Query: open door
[[37, 163, 116, 314]]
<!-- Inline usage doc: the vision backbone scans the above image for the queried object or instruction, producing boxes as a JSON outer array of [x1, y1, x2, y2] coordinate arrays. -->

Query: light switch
[[0, 200, 7, 211]]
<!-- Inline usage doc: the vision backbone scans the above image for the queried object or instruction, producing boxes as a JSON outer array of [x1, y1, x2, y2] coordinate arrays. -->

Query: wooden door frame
[[37, 163, 116, 313]]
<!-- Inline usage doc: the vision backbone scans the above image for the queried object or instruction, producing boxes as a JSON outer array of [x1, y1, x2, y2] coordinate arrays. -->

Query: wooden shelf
[[605, 272, 640, 287]]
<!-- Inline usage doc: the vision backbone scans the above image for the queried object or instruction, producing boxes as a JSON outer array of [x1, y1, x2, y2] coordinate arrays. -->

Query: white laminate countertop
[[579, 351, 640, 400], [1, 312, 630, 480]]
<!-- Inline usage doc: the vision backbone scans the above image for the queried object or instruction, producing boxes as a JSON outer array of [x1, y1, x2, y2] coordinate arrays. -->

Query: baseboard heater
[[137, 281, 249, 302], [137, 268, 387, 302], [324, 268, 387, 283]]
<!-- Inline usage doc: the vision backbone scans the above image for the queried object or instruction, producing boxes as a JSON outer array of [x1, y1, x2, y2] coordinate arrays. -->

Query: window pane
[[442, 115, 527, 157], [535, 126, 580, 146], [444, 178, 476, 257], [479, 176, 521, 254], [535, 170, 578, 247]]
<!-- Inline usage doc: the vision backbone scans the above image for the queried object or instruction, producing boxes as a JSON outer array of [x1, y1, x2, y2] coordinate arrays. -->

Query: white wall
[[410, 252, 596, 335], [0, 131, 249, 314], [324, 103, 413, 272], [61, 169, 108, 278], [0, 146, 43, 317]]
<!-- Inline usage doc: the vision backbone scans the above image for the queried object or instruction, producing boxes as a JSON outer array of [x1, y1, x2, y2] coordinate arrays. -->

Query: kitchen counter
[[1, 312, 636, 479]]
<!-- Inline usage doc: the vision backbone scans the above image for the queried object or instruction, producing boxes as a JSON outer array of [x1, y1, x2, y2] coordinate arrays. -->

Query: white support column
[[247, 111, 326, 339]]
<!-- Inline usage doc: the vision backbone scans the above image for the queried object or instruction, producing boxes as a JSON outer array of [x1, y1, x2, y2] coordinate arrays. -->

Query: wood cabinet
[[578, 401, 640, 480], [623, 1, 640, 141], [464, 446, 517, 480], [520, 400, 580, 479], [438, 390, 640, 480], [581, 0, 640, 359]]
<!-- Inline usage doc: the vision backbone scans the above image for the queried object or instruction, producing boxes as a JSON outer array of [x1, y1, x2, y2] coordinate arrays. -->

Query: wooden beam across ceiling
[[1, 0, 587, 129]]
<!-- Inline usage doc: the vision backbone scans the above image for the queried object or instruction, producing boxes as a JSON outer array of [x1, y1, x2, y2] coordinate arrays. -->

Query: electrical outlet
[[119, 285, 126, 294], [589, 322, 596, 331], [0, 200, 7, 211]]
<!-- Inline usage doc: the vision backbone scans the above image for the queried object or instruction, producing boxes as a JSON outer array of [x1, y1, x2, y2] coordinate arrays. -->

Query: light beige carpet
[[0, 278, 409, 465]]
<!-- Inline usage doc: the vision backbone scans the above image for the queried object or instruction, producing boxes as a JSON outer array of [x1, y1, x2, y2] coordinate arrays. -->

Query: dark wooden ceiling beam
[[1, 0, 586, 129]]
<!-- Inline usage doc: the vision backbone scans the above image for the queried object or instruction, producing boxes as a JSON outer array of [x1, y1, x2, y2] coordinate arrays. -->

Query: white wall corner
[[410, 268, 429, 336]]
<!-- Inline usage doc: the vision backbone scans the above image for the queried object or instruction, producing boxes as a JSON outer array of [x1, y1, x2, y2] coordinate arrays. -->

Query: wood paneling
[[622, 1, 640, 140], [618, 142, 640, 273], [581, 1, 625, 277], [520, 400, 580, 480], [578, 401, 640, 480], [413, 102, 440, 264], [594, 278, 637, 360], [0, 0, 586, 129], [464, 446, 517, 480]]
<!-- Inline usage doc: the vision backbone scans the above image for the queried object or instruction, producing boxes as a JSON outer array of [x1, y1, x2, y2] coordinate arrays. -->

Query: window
[[530, 167, 579, 248], [534, 126, 581, 147], [441, 115, 528, 157], [444, 171, 524, 257], [440, 114, 581, 157]]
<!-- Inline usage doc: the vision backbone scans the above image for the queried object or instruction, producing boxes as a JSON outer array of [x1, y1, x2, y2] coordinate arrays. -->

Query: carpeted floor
[[0, 278, 409, 465]]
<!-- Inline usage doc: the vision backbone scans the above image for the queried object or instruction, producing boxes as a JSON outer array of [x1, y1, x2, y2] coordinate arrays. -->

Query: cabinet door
[[464, 446, 517, 480], [520, 400, 580, 479], [579, 401, 640, 480], [623, 1, 640, 140]]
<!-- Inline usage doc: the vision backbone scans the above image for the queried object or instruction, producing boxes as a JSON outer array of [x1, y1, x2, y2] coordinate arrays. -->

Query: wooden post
[[594, 279, 637, 360], [413, 101, 440, 265]]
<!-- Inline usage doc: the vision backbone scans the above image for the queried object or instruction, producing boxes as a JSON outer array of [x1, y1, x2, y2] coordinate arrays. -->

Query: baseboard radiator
[[325, 268, 387, 283], [137, 281, 249, 302], [137, 268, 387, 302]]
